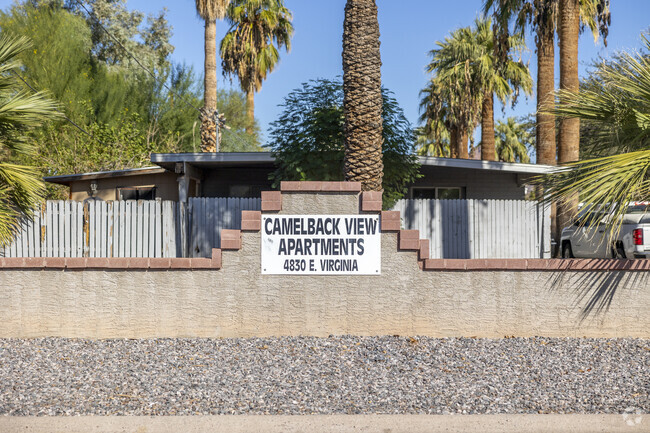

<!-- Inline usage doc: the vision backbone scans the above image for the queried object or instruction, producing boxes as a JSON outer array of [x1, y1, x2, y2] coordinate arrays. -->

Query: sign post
[[261, 215, 381, 275]]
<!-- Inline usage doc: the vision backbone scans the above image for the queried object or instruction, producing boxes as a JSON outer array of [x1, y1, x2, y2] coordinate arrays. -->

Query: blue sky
[[2, 0, 650, 143]]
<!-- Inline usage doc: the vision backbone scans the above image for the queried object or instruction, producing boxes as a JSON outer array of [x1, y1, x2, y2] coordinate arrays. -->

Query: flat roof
[[151, 152, 556, 175], [44, 166, 168, 185], [44, 153, 558, 186], [417, 156, 556, 175], [151, 152, 275, 170]]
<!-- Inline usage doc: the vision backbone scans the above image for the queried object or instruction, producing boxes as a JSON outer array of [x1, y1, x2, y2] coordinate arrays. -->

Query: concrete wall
[[1, 183, 648, 339]]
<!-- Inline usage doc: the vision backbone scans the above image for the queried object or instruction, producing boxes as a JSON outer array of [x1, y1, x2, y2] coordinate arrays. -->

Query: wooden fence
[[1, 200, 181, 258], [2, 198, 549, 259], [188, 197, 261, 258], [1, 198, 262, 258], [392, 199, 551, 259]]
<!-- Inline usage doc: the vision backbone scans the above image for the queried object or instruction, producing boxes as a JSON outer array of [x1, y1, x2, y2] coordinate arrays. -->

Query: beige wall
[[1, 190, 648, 339], [69, 172, 179, 201]]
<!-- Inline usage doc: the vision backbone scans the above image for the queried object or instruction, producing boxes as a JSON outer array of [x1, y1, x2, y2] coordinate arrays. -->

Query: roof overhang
[[44, 166, 169, 186], [417, 156, 557, 175], [44, 153, 559, 186], [151, 152, 275, 171]]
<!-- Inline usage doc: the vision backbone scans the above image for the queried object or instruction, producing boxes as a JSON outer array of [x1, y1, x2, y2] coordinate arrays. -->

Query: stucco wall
[[1, 185, 648, 339]]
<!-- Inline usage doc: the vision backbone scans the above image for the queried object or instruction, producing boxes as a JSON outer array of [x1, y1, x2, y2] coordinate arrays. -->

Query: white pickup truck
[[560, 203, 650, 259]]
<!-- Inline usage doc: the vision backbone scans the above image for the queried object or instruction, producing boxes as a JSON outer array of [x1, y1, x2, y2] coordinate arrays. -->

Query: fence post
[[82, 201, 90, 257]]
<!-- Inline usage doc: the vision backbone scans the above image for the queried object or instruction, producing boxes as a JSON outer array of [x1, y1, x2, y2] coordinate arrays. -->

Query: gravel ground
[[0, 337, 648, 416]]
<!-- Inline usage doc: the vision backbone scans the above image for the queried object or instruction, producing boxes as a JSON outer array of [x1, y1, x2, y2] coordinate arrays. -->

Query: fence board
[[188, 197, 262, 257], [393, 199, 548, 259], [2, 200, 179, 258]]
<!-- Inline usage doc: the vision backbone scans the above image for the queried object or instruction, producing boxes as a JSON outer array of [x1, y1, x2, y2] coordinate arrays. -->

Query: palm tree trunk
[[536, 27, 558, 255], [481, 92, 496, 161], [557, 0, 580, 248], [342, 0, 383, 191], [536, 29, 556, 166], [201, 19, 218, 153], [246, 86, 255, 135], [558, 0, 580, 165], [450, 127, 458, 158], [457, 129, 469, 159]]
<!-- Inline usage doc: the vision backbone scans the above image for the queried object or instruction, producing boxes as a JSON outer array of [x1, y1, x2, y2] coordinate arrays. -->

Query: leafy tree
[[342, 0, 383, 191], [66, 0, 174, 70], [0, 1, 260, 200], [194, 0, 230, 152], [0, 35, 60, 244], [494, 117, 533, 163], [268, 79, 420, 209], [539, 34, 650, 237], [220, 0, 293, 130]]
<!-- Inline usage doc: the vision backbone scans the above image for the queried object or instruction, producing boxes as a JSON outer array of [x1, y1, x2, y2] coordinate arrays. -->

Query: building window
[[411, 187, 464, 200], [117, 186, 156, 200]]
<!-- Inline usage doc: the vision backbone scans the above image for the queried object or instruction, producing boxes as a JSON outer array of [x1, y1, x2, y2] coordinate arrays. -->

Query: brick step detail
[[361, 191, 382, 212], [261, 191, 282, 212], [241, 211, 262, 231], [220, 229, 242, 250]]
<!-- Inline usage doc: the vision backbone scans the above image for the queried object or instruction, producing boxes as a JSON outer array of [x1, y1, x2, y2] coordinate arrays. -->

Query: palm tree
[[540, 34, 650, 237], [556, 0, 611, 231], [195, 0, 230, 152], [0, 35, 60, 245], [486, 0, 610, 255], [485, 0, 609, 165], [421, 19, 531, 160], [419, 77, 476, 159], [415, 121, 451, 158], [220, 0, 293, 132], [494, 117, 532, 163], [431, 18, 532, 161], [485, 0, 558, 166], [342, 0, 383, 191], [421, 50, 482, 160]]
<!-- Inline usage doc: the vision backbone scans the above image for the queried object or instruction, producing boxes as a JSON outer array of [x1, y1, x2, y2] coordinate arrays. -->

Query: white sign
[[261, 215, 381, 275]]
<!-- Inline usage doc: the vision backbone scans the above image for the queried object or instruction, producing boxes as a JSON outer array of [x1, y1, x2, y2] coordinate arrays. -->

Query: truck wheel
[[562, 242, 574, 258]]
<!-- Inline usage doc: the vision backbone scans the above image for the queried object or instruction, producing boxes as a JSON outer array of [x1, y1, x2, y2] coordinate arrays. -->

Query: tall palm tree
[[540, 34, 650, 237], [485, 0, 558, 165], [432, 18, 532, 161], [556, 0, 610, 231], [485, 0, 609, 165], [421, 19, 531, 160], [0, 35, 60, 245], [486, 0, 610, 254], [195, 0, 230, 152], [342, 0, 383, 191], [220, 0, 293, 132]]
